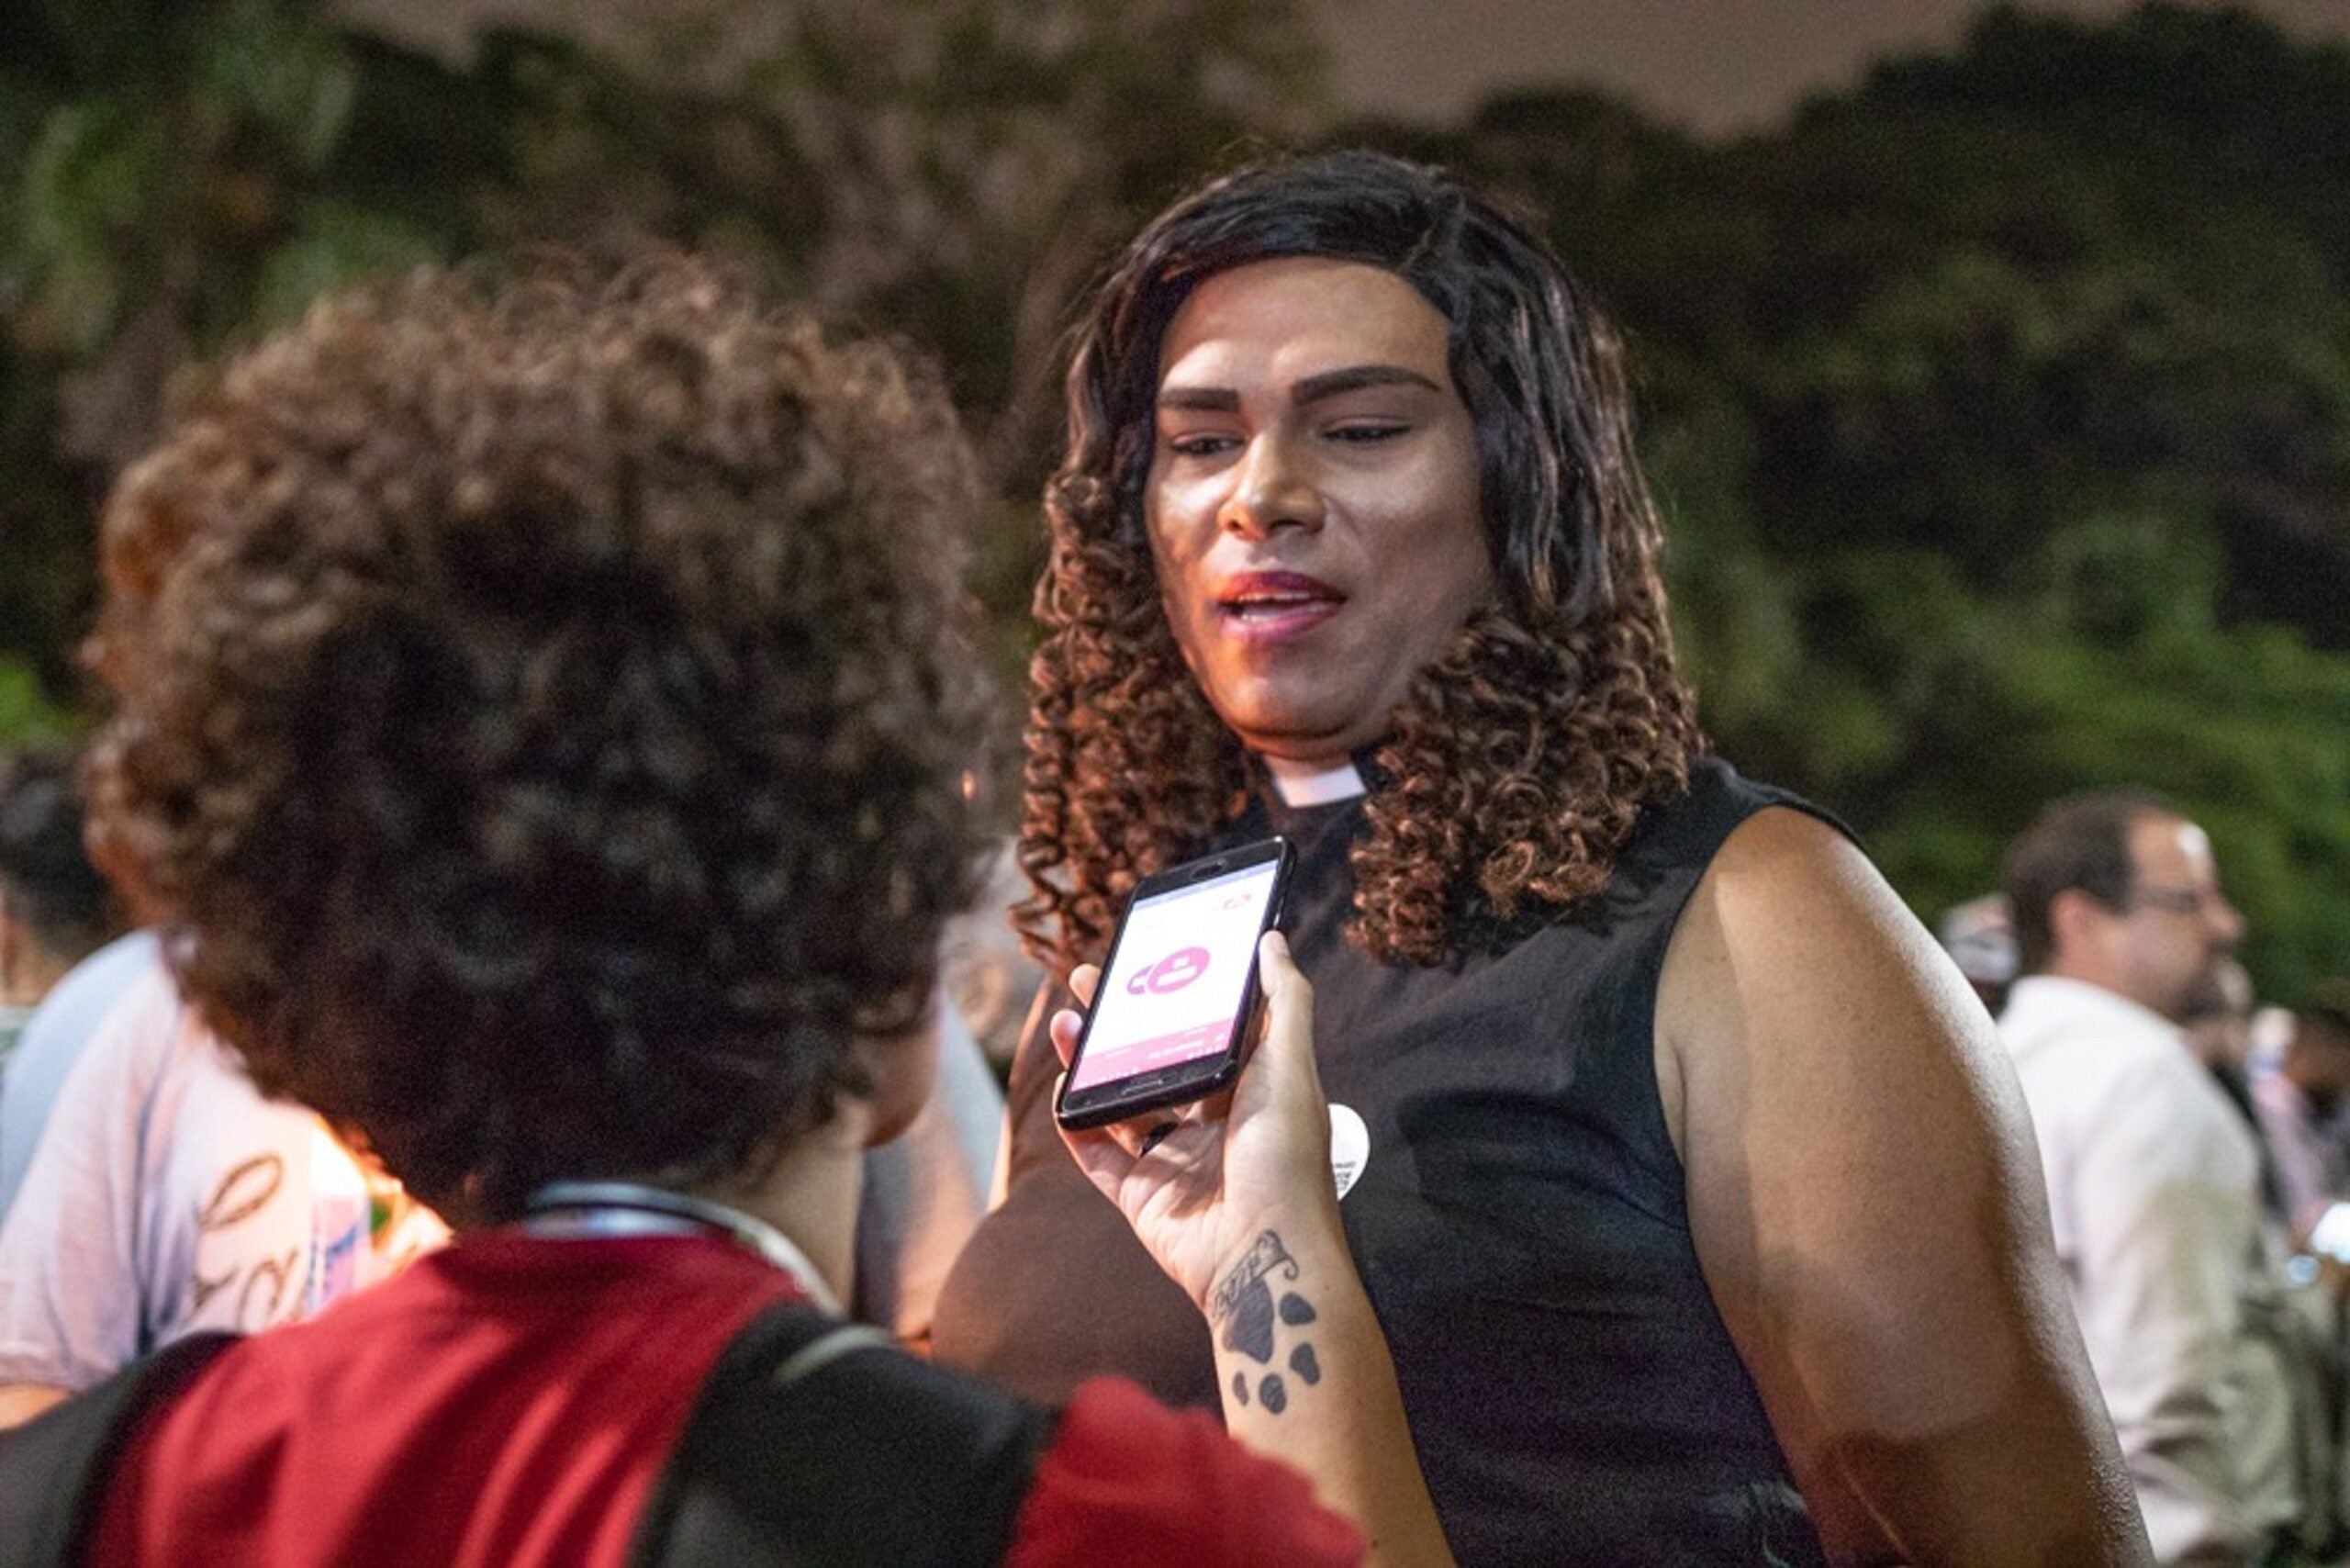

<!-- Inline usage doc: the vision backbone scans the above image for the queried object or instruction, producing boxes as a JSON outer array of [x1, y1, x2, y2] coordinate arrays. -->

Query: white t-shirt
[[0, 959, 420, 1391], [0, 931, 161, 1222], [1999, 974, 2270, 1564]]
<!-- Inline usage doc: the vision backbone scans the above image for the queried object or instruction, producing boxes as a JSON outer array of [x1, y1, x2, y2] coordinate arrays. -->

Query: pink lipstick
[[1215, 571, 1344, 643]]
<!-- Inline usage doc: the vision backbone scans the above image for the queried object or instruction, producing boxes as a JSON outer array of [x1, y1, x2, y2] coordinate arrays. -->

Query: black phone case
[[1054, 836, 1291, 1130]]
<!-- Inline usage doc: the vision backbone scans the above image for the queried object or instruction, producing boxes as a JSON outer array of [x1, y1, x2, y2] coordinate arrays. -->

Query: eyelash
[[1162, 424, 1407, 457]]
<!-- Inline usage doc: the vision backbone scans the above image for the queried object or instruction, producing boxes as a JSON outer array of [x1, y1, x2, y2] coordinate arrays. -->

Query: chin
[[1213, 693, 1377, 758], [1228, 728, 1358, 767]]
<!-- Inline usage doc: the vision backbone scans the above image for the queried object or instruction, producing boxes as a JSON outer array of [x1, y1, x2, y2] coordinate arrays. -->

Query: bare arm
[[0, 1383, 64, 1430], [1056, 935, 1453, 1567], [1658, 809, 2150, 1566]]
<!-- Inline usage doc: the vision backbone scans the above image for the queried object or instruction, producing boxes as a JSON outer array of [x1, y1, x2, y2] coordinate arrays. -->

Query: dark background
[[3, 0, 2344, 997]]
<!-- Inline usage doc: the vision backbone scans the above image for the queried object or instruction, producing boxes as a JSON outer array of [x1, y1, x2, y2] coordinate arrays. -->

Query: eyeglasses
[[2130, 884, 2229, 917]]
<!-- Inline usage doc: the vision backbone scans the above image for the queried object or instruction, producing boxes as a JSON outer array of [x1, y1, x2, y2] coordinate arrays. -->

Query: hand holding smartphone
[[1051, 923, 1459, 1566], [1054, 835, 1293, 1130], [1051, 920, 1339, 1312]]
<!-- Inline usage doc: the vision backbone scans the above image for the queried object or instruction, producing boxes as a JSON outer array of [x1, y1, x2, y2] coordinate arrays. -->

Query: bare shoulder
[[1678, 804, 1936, 970], [1655, 804, 2006, 1159], [1651, 807, 2143, 1563]]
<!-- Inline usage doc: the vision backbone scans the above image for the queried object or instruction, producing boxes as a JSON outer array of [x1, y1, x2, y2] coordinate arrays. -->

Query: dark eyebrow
[[1156, 386, 1240, 412], [1292, 364, 1444, 405], [1155, 364, 1446, 416]]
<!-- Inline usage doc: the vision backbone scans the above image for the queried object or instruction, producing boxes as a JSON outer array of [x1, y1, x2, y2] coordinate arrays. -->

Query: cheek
[[1143, 502, 1214, 640], [1144, 475, 1203, 557], [1445, 527, 1497, 609], [1399, 511, 1493, 622], [1400, 439, 1493, 609], [1155, 583, 1209, 681]]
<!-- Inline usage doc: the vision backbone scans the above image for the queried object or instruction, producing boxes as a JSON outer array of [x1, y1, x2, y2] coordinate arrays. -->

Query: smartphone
[[1054, 835, 1293, 1130]]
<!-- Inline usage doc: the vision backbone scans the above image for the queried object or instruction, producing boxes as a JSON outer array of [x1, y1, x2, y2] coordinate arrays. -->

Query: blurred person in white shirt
[[1998, 790, 2288, 1566]]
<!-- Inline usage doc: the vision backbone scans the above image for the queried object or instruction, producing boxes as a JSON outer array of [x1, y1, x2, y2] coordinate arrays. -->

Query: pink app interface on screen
[[1068, 862, 1276, 1092]]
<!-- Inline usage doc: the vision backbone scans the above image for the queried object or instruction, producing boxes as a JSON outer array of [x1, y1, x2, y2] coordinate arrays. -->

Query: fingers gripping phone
[[1054, 836, 1293, 1130]]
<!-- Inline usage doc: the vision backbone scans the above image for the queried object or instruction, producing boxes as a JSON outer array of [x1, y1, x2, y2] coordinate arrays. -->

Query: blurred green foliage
[[1356, 3, 2350, 998], [0, 655, 75, 745], [1, 0, 2344, 996], [0, 0, 1325, 691]]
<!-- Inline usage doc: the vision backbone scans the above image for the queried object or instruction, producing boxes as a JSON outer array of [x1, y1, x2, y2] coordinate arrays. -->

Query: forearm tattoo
[[1209, 1230, 1322, 1415]]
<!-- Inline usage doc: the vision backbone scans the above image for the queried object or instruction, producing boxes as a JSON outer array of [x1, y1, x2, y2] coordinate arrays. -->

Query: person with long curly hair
[[931, 151, 2150, 1565], [0, 260, 1454, 1565]]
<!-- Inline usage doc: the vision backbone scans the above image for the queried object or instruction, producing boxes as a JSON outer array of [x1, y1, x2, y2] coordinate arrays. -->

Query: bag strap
[[630, 1301, 1058, 1568], [0, 1332, 239, 1568]]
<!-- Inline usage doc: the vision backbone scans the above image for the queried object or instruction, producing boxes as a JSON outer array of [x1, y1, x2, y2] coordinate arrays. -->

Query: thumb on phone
[[1239, 930, 1334, 1170], [1047, 963, 1102, 1071], [1253, 932, 1315, 1076]]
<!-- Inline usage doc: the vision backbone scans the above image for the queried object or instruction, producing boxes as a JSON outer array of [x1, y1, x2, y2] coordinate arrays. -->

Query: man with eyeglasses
[[1998, 790, 2291, 1565]]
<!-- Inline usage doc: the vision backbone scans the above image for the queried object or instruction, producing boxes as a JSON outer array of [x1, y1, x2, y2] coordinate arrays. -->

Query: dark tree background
[[1347, 4, 2350, 996], [3, 0, 2344, 996]]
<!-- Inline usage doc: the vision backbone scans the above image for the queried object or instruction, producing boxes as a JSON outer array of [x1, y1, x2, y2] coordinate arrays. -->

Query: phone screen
[[1066, 857, 1282, 1094]]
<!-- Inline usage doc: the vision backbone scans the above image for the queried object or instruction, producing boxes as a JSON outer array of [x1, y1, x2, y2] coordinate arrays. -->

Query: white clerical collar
[[1260, 755, 1368, 807]]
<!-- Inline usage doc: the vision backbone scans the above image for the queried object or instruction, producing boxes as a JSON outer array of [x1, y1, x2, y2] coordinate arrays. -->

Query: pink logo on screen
[[1126, 946, 1212, 996]]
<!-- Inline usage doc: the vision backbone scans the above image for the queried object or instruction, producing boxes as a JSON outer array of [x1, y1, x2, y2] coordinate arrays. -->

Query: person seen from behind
[[2, 261, 1436, 1565]]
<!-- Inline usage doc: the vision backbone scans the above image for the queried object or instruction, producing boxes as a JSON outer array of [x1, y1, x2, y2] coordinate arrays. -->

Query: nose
[[1217, 434, 1325, 540], [2209, 894, 2244, 951]]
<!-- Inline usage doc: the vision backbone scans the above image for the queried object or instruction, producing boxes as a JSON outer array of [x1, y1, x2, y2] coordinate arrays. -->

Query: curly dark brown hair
[[1022, 151, 1704, 969], [84, 259, 996, 1224]]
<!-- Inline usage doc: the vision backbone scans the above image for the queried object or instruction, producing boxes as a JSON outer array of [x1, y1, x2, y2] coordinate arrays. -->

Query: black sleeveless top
[[934, 758, 1833, 1566]]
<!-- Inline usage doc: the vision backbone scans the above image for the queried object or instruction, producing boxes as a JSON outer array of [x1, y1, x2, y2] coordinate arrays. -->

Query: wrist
[[1203, 1196, 1344, 1295], [1203, 1223, 1374, 1424], [1203, 1221, 1357, 1331]]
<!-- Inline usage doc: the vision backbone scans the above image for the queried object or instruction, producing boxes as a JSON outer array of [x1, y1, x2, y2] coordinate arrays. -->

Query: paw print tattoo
[[1210, 1230, 1322, 1415]]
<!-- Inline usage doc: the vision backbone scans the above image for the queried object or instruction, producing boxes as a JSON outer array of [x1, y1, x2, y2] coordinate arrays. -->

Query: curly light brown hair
[[85, 259, 995, 1224], [1021, 151, 1704, 969]]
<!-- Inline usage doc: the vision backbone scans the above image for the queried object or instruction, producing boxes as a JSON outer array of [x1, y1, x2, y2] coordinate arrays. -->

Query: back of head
[[2000, 789, 2176, 978], [85, 260, 996, 1224], [0, 749, 119, 979]]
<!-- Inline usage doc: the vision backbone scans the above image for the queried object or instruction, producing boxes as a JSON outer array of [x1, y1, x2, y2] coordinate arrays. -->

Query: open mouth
[[1217, 572, 1345, 634]]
